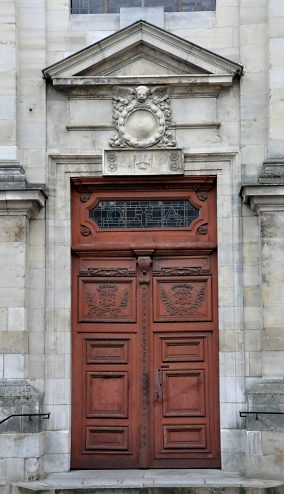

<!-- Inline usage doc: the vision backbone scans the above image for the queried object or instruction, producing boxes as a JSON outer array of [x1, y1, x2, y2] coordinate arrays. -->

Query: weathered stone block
[[246, 430, 262, 455], [263, 329, 284, 351], [246, 453, 284, 480], [262, 431, 284, 455], [0, 332, 27, 353], [0, 380, 44, 433], [43, 453, 70, 474], [221, 429, 246, 452], [24, 456, 43, 482], [263, 352, 284, 378], [45, 430, 69, 454], [246, 381, 284, 431]]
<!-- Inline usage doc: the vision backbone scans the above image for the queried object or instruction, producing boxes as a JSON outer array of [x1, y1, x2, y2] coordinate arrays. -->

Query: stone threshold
[[12, 470, 284, 494]]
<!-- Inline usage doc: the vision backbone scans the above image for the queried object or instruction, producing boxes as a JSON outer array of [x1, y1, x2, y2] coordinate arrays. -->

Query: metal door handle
[[154, 369, 163, 401]]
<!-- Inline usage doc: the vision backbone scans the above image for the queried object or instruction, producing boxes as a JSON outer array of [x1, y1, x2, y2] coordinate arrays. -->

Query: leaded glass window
[[89, 200, 199, 229], [71, 0, 216, 14]]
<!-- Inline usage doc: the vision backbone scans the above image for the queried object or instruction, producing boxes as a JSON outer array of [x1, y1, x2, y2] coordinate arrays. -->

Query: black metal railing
[[240, 411, 284, 420], [0, 413, 50, 425]]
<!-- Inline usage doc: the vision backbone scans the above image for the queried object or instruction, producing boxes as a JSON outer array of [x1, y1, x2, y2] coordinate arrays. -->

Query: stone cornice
[[241, 184, 284, 213], [0, 189, 46, 218], [51, 75, 235, 88]]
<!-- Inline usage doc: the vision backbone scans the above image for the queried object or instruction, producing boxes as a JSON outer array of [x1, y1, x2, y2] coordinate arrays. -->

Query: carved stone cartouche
[[110, 85, 176, 149]]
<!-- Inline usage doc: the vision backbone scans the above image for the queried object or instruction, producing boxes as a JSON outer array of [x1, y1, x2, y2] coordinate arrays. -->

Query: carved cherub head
[[135, 85, 150, 102]]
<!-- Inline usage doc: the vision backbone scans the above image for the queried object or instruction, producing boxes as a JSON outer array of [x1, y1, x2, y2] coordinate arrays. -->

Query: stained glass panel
[[89, 200, 199, 229]]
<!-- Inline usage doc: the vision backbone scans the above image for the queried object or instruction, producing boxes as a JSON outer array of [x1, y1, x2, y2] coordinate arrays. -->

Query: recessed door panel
[[162, 370, 206, 417], [85, 426, 129, 451], [163, 425, 207, 450], [86, 338, 129, 364], [86, 372, 128, 418], [161, 336, 205, 362]]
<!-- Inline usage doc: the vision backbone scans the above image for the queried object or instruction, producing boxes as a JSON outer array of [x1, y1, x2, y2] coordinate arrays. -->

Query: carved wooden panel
[[153, 277, 212, 321], [163, 425, 207, 450], [78, 278, 136, 322], [86, 338, 129, 364], [85, 427, 129, 451], [86, 372, 128, 418], [152, 256, 211, 275], [162, 370, 206, 417]]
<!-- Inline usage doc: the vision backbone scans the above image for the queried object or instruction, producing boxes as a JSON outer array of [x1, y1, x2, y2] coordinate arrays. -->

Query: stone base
[[244, 381, 284, 480]]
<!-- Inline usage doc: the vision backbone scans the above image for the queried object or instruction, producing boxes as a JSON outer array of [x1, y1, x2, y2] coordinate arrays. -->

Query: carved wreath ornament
[[161, 283, 206, 316], [110, 85, 176, 148], [86, 284, 129, 316]]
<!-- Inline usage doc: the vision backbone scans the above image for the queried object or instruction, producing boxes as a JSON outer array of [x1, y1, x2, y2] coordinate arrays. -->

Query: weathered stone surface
[[0, 380, 44, 434], [0, 0, 283, 483], [103, 148, 184, 175]]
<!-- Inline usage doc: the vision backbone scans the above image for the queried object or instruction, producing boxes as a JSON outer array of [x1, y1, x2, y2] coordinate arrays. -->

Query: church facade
[[1, 0, 284, 485]]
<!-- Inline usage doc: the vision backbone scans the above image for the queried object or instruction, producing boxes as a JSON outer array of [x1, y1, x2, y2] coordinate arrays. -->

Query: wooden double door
[[71, 177, 220, 469]]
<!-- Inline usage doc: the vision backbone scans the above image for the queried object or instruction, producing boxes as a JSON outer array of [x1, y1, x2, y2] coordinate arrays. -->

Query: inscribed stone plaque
[[103, 149, 184, 175]]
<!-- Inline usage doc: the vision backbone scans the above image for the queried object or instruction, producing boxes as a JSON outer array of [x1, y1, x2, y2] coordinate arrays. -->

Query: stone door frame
[[45, 151, 244, 471]]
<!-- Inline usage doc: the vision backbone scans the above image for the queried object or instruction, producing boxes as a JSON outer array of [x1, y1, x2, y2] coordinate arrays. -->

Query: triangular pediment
[[76, 44, 207, 77], [43, 20, 242, 84]]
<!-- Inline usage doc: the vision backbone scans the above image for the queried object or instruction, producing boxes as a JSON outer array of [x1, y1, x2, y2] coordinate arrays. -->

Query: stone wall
[[0, 0, 284, 484]]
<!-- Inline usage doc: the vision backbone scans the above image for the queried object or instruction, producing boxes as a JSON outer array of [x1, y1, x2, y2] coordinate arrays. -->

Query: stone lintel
[[103, 148, 184, 175], [241, 184, 284, 213], [0, 189, 46, 219]]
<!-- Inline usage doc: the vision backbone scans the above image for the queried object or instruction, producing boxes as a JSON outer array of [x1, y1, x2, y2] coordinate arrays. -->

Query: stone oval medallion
[[118, 105, 165, 148]]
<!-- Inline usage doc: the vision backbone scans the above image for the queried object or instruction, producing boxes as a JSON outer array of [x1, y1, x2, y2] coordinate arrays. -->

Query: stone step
[[11, 470, 284, 494], [12, 485, 284, 494]]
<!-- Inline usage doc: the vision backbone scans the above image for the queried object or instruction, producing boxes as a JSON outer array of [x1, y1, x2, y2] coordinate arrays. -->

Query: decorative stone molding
[[0, 189, 46, 218], [258, 159, 284, 185], [103, 148, 184, 175], [0, 161, 26, 188], [43, 21, 243, 83], [109, 85, 176, 149], [241, 184, 284, 213], [0, 160, 47, 218]]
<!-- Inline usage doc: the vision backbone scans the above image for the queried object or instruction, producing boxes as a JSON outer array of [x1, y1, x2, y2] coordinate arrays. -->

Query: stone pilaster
[[242, 182, 284, 478], [268, 0, 284, 158], [0, 163, 46, 482], [0, 1, 18, 160]]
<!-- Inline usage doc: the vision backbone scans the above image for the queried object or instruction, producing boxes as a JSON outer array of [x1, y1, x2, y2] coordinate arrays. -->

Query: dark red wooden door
[[71, 178, 220, 469]]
